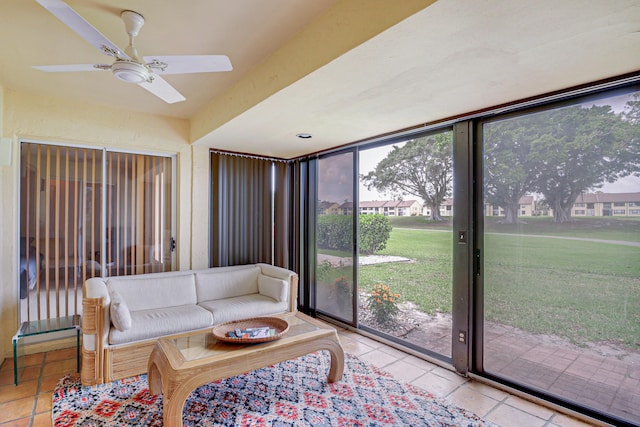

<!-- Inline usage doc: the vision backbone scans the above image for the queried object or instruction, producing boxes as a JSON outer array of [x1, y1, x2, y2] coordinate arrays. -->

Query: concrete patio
[[375, 313, 640, 424]]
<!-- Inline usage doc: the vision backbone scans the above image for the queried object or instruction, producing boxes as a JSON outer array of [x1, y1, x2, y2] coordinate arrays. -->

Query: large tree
[[484, 100, 639, 223], [622, 92, 640, 170], [362, 132, 452, 221], [483, 118, 542, 223], [530, 105, 637, 222]]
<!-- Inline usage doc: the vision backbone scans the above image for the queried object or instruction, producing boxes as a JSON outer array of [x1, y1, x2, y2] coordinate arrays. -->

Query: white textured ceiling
[[1, 0, 640, 158]]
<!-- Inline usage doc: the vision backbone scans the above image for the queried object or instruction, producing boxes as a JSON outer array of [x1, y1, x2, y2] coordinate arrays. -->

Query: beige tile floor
[[335, 327, 603, 427], [0, 329, 604, 427]]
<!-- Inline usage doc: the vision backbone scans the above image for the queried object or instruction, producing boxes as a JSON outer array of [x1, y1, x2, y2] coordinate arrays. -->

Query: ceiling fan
[[33, 0, 233, 104]]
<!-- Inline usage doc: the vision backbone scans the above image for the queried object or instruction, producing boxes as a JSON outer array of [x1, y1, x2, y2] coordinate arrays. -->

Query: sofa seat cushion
[[108, 304, 213, 345], [198, 294, 289, 324]]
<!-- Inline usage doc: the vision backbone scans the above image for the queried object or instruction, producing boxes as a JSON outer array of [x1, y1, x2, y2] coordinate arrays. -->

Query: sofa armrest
[[82, 278, 109, 385], [84, 278, 111, 343], [257, 264, 298, 313]]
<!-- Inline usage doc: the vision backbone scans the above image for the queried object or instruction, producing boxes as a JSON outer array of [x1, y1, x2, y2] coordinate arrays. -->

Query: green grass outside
[[320, 216, 640, 348], [483, 234, 640, 346], [389, 215, 640, 242]]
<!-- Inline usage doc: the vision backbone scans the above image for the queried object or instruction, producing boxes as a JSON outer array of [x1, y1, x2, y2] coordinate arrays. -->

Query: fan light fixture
[[111, 61, 149, 83]]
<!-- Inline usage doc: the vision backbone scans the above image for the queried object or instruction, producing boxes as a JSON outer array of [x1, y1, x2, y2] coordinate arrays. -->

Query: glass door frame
[[308, 125, 473, 366]]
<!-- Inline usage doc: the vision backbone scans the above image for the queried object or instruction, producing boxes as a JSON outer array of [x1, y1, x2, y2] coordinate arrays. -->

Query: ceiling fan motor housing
[[121, 10, 144, 37], [111, 60, 150, 83]]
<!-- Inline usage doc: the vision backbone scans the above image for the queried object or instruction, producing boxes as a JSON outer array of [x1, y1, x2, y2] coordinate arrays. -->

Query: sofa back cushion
[[106, 272, 196, 311], [258, 274, 288, 302], [195, 265, 260, 302]]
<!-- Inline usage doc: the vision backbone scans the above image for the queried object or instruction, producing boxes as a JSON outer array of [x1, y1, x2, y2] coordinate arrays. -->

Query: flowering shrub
[[334, 276, 352, 296], [367, 283, 400, 325]]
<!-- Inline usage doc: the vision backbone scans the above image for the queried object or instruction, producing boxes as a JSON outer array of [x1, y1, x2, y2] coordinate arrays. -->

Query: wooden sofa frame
[[81, 275, 298, 385]]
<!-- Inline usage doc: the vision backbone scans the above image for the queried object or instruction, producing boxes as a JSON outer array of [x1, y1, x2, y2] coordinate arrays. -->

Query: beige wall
[[0, 89, 211, 358], [0, 84, 6, 365]]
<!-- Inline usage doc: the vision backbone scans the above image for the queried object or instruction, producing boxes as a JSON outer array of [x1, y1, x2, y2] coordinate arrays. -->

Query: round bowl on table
[[212, 317, 289, 344]]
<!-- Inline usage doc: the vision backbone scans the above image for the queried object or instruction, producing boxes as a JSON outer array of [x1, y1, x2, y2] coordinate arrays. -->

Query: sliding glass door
[[19, 142, 175, 323], [105, 152, 174, 276], [480, 88, 640, 425], [316, 151, 356, 324], [313, 129, 455, 360], [358, 131, 454, 359]]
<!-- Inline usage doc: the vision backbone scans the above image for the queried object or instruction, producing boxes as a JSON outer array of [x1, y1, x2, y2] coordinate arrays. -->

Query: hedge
[[317, 214, 392, 255]]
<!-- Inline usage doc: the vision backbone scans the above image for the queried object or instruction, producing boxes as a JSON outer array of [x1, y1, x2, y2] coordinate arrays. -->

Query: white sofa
[[81, 263, 298, 385]]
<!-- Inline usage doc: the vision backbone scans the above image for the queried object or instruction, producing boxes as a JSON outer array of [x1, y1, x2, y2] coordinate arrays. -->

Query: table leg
[[163, 390, 189, 427], [324, 335, 345, 383], [147, 361, 163, 395]]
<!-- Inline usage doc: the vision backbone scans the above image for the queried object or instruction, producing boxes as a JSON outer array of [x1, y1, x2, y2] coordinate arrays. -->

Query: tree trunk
[[503, 202, 519, 224], [428, 203, 443, 221], [552, 199, 571, 223]]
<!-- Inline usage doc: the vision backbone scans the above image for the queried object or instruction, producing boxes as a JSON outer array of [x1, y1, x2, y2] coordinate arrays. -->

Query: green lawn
[[483, 234, 640, 346], [347, 217, 640, 348], [358, 229, 452, 314], [389, 215, 640, 242]]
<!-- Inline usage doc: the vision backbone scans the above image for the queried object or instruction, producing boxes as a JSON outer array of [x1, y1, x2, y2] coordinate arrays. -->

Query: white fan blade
[[36, 0, 128, 59], [33, 64, 107, 72], [138, 75, 186, 104], [143, 55, 232, 75]]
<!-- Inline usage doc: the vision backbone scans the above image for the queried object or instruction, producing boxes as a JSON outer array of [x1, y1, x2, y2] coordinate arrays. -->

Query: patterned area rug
[[52, 352, 497, 426]]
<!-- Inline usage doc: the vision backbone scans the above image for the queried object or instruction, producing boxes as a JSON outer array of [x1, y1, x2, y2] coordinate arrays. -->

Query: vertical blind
[[20, 144, 101, 322], [19, 143, 173, 323], [210, 152, 291, 268], [106, 152, 172, 277]]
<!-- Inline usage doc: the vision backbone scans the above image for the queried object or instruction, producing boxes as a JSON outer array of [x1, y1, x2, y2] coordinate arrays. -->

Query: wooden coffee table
[[147, 312, 344, 427]]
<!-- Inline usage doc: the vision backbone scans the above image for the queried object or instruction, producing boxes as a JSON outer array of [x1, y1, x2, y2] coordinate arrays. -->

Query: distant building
[[318, 201, 340, 215], [319, 199, 423, 216], [359, 200, 422, 216], [339, 201, 354, 215], [571, 192, 640, 217], [484, 195, 537, 217], [322, 192, 640, 218]]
